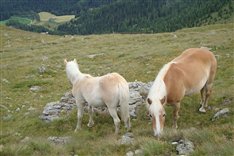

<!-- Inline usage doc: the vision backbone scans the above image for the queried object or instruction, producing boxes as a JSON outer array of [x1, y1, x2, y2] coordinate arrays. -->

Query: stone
[[135, 149, 144, 155], [41, 81, 153, 122], [212, 108, 230, 121], [87, 53, 104, 59], [30, 86, 42, 92], [176, 139, 194, 155], [38, 65, 46, 74], [28, 106, 36, 111], [48, 136, 71, 145], [126, 151, 134, 156], [119, 132, 134, 145], [21, 137, 30, 143], [42, 56, 48, 61], [2, 114, 13, 121], [16, 107, 20, 112], [221, 98, 232, 105], [2, 78, 10, 84]]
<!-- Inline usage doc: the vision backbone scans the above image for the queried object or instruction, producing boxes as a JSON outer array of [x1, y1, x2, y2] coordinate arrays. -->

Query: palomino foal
[[64, 59, 131, 134], [146, 48, 217, 137]]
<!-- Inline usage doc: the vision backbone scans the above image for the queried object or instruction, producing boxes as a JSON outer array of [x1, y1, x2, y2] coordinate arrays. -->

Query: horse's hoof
[[87, 123, 94, 127], [173, 125, 178, 129], [199, 107, 206, 113], [74, 127, 81, 132]]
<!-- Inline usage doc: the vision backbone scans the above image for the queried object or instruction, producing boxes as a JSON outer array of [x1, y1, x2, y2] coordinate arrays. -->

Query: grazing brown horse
[[146, 48, 217, 137]]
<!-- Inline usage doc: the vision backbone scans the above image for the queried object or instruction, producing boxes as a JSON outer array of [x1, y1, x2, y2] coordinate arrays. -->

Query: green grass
[[1, 23, 234, 155], [32, 12, 75, 30]]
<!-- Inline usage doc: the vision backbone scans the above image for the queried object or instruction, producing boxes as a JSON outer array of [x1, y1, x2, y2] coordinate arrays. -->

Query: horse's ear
[[160, 96, 166, 105], [64, 59, 67, 65], [74, 59, 77, 63], [147, 98, 152, 105]]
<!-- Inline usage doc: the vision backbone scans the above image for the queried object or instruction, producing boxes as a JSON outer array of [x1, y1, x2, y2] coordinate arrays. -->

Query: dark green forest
[[1, 0, 233, 35], [0, 0, 115, 20], [58, 0, 233, 34]]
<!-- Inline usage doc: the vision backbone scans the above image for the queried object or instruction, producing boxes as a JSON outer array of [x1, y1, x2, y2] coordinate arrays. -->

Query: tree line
[[1, 0, 233, 35], [58, 0, 233, 35]]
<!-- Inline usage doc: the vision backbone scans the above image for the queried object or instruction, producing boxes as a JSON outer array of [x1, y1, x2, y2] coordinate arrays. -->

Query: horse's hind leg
[[75, 101, 85, 132], [199, 79, 214, 113], [199, 85, 207, 113], [199, 60, 216, 112], [204, 84, 213, 107], [124, 117, 131, 132], [87, 106, 94, 127], [108, 107, 120, 134]]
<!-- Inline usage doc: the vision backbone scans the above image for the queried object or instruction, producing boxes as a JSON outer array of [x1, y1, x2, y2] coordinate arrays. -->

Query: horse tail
[[118, 80, 131, 130]]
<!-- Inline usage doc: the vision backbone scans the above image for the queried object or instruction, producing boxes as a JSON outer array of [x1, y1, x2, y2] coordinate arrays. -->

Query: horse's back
[[173, 48, 216, 65], [99, 73, 128, 89], [99, 73, 129, 102], [164, 48, 217, 102]]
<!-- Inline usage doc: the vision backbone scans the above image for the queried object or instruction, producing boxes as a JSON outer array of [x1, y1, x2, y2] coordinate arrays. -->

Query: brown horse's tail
[[118, 81, 131, 130]]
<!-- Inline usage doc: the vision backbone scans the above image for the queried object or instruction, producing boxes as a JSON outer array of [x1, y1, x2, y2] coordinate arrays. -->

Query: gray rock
[[38, 65, 46, 74], [21, 137, 30, 143], [221, 98, 232, 105], [135, 149, 144, 155], [30, 86, 42, 92], [212, 108, 230, 121], [2, 114, 13, 121], [2, 78, 10, 84], [48, 136, 71, 145], [87, 53, 104, 59], [28, 106, 36, 111], [176, 139, 194, 155], [42, 56, 48, 61], [119, 132, 134, 145], [41, 81, 153, 122], [126, 151, 134, 156]]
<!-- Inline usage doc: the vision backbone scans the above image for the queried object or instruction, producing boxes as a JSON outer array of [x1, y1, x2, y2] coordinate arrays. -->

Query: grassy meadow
[[0, 23, 234, 155], [35, 12, 75, 30]]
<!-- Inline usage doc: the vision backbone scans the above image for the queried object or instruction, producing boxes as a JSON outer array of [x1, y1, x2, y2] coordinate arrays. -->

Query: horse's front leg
[[87, 105, 94, 127], [173, 102, 180, 129], [75, 101, 84, 132]]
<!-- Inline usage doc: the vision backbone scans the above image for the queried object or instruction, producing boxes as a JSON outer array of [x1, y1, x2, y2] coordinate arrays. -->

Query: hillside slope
[[1, 23, 233, 155], [58, 0, 234, 34]]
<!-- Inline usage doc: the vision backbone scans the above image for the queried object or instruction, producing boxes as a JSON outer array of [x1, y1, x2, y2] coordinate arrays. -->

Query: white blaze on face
[[149, 101, 164, 137], [155, 114, 161, 136]]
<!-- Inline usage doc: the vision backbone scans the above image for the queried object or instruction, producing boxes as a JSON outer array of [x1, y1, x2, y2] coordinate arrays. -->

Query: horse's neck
[[69, 70, 84, 85], [149, 63, 171, 99], [150, 78, 167, 99], [72, 73, 92, 86]]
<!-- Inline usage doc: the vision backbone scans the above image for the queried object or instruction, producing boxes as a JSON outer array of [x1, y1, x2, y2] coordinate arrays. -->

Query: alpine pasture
[[1, 23, 234, 155]]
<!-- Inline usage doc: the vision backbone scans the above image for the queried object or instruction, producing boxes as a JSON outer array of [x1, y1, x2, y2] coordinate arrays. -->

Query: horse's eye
[[163, 114, 166, 117]]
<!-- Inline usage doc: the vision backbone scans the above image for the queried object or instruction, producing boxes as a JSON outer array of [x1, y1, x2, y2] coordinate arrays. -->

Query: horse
[[146, 48, 217, 137], [64, 59, 131, 134]]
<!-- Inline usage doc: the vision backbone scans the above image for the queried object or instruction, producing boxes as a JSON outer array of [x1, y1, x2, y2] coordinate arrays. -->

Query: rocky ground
[[40, 81, 152, 122], [40, 81, 232, 156]]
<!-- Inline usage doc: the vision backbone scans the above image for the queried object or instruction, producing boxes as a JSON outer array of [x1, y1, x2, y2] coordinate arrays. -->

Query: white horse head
[[147, 95, 166, 137], [64, 59, 82, 85], [146, 64, 169, 137]]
